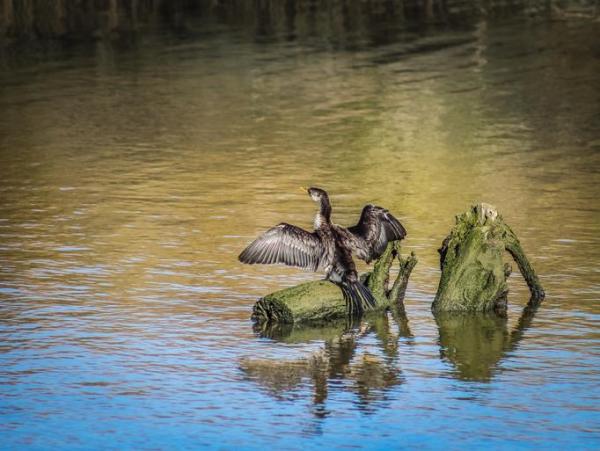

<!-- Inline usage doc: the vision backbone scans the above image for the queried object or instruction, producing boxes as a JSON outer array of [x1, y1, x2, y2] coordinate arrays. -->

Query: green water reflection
[[244, 297, 542, 416]]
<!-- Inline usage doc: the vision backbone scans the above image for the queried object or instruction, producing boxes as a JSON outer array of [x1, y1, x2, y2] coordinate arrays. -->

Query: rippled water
[[1, 17, 599, 449]]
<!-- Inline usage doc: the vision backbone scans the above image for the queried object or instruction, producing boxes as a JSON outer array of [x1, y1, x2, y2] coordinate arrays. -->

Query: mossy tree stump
[[433, 203, 545, 315], [252, 242, 417, 324]]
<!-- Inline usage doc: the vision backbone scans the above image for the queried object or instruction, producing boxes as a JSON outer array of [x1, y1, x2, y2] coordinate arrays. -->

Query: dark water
[[1, 17, 599, 449]]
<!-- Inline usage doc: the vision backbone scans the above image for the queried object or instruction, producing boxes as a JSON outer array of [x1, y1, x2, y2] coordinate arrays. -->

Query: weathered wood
[[251, 241, 417, 324], [433, 203, 544, 314]]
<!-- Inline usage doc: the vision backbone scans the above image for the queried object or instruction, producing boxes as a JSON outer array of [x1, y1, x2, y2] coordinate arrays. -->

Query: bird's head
[[301, 187, 329, 203]]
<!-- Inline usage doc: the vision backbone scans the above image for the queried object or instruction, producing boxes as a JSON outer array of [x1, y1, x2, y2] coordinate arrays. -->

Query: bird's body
[[238, 187, 406, 315]]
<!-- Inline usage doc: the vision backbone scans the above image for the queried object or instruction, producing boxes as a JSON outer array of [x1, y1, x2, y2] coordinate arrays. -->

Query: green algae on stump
[[433, 203, 544, 314], [252, 241, 417, 324]]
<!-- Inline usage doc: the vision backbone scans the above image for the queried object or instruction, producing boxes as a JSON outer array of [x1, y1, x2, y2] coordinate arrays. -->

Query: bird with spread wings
[[239, 187, 406, 315]]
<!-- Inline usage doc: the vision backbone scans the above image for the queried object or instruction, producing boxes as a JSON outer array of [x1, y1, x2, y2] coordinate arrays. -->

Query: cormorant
[[238, 187, 407, 315]]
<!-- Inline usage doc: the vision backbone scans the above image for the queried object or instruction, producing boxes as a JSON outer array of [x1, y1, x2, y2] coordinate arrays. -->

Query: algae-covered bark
[[252, 241, 417, 324], [433, 203, 544, 314]]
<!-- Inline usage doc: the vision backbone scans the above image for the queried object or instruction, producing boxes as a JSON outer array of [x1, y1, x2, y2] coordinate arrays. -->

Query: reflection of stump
[[435, 313, 508, 381], [435, 296, 544, 381], [252, 242, 417, 324], [433, 203, 544, 314]]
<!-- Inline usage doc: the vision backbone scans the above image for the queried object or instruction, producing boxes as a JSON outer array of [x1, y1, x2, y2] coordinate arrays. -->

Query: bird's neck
[[314, 197, 332, 229]]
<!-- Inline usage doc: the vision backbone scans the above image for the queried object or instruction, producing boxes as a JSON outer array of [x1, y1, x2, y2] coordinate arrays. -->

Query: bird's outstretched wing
[[347, 204, 407, 261], [238, 223, 324, 271]]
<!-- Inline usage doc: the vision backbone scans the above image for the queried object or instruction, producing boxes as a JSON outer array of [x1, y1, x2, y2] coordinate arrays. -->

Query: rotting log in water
[[433, 203, 545, 315], [251, 241, 417, 324]]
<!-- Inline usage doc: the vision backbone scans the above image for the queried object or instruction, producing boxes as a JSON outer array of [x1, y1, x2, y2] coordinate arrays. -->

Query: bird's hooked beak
[[299, 186, 308, 193]]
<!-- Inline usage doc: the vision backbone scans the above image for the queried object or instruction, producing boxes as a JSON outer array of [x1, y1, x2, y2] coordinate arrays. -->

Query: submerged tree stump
[[252, 242, 417, 324], [433, 203, 545, 314]]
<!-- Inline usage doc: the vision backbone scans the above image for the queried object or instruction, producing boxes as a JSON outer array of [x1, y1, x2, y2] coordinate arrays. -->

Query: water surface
[[1, 17, 599, 449]]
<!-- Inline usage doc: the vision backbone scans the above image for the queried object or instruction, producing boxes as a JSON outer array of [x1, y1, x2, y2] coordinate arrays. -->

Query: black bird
[[238, 187, 407, 315]]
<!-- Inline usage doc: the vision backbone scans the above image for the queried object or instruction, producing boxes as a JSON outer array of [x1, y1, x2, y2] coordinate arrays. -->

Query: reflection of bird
[[238, 187, 407, 315], [241, 311, 407, 414]]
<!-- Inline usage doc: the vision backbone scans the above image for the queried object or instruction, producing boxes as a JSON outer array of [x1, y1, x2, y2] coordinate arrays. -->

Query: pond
[[1, 14, 599, 449]]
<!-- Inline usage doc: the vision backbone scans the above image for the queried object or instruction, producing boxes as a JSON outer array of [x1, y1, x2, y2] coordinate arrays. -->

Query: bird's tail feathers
[[341, 282, 377, 316], [356, 282, 377, 309]]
